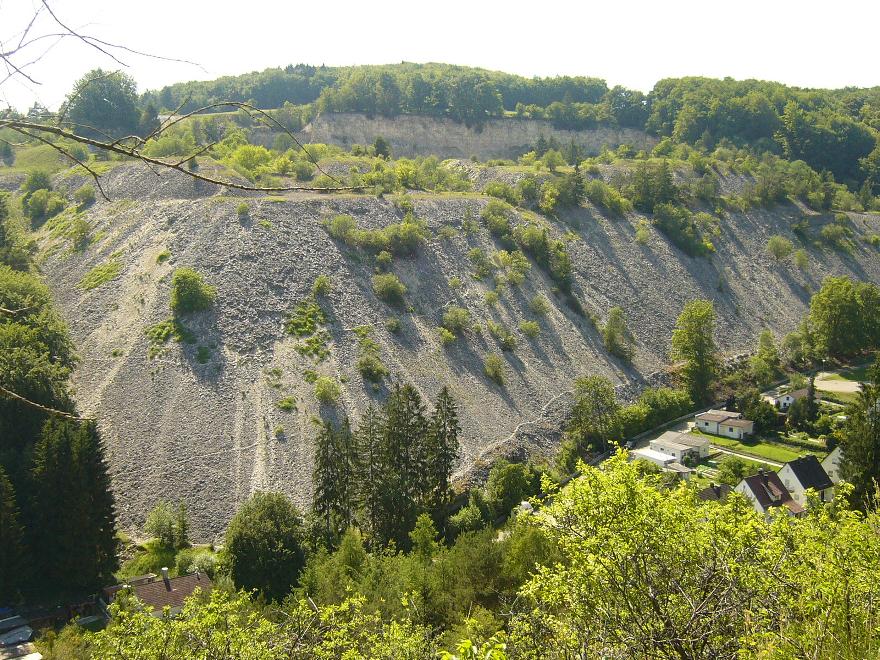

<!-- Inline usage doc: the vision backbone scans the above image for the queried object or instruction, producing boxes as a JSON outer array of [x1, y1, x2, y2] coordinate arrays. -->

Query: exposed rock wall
[[293, 112, 656, 159]]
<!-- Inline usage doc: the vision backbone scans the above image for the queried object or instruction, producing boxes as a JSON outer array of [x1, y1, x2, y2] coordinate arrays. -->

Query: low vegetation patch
[[145, 319, 195, 358], [78, 258, 121, 290], [314, 376, 341, 404]]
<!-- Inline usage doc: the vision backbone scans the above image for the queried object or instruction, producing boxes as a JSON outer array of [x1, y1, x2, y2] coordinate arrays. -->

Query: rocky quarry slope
[[32, 163, 880, 542]]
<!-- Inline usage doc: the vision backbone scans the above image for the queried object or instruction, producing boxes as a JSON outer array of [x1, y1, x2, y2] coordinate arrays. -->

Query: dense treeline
[[138, 63, 880, 190], [0, 191, 117, 603], [42, 451, 880, 659]]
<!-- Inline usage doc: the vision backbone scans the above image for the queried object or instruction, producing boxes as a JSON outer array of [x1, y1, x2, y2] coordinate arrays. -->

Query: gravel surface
[[30, 163, 880, 542]]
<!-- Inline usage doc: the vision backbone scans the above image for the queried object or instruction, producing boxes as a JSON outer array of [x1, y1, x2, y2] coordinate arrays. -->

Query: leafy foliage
[[169, 268, 216, 314]]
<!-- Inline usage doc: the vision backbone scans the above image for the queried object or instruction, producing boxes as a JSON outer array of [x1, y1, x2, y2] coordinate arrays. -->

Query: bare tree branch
[[0, 384, 92, 421], [0, 116, 364, 193]]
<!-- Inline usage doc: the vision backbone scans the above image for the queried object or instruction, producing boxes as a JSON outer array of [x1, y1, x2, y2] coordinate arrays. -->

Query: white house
[[694, 410, 754, 439], [778, 455, 835, 505], [735, 469, 804, 517], [630, 446, 692, 479], [649, 431, 710, 463], [822, 445, 843, 484], [764, 388, 817, 411]]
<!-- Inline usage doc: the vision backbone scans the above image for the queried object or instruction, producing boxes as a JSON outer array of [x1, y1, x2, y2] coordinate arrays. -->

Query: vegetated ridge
[[32, 157, 880, 543]]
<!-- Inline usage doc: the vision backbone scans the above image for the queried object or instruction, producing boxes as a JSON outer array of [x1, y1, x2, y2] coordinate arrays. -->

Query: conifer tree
[[355, 405, 385, 541], [312, 420, 340, 544], [0, 465, 25, 602], [176, 502, 190, 549], [29, 419, 117, 595], [374, 383, 428, 548], [426, 387, 461, 519], [312, 418, 358, 545], [654, 159, 678, 206]]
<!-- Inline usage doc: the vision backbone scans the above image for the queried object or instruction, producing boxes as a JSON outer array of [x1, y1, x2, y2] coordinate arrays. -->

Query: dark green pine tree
[[0, 465, 26, 602], [355, 405, 385, 542], [29, 419, 117, 596], [426, 387, 461, 522], [312, 418, 358, 546], [653, 159, 678, 206], [335, 417, 358, 534], [375, 383, 429, 548], [312, 420, 340, 544]]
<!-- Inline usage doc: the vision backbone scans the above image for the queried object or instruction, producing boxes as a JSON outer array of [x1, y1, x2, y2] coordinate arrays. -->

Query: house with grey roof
[[649, 431, 710, 464], [778, 455, 834, 505], [695, 409, 754, 439]]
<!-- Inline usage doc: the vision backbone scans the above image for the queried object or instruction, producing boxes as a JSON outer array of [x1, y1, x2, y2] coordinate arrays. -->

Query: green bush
[[311, 275, 331, 297], [481, 199, 513, 238], [585, 179, 633, 217], [635, 219, 651, 245], [820, 223, 849, 249], [385, 317, 401, 333], [487, 320, 517, 351], [652, 203, 714, 257], [277, 396, 297, 412], [794, 249, 809, 269], [484, 353, 506, 385], [529, 294, 550, 315], [170, 268, 216, 314], [314, 376, 341, 404], [767, 235, 793, 261], [327, 214, 357, 242], [484, 290, 499, 307], [519, 320, 540, 338], [356, 336, 388, 382], [292, 161, 315, 181], [74, 184, 96, 209], [484, 182, 521, 206], [372, 273, 406, 306], [236, 202, 249, 218], [468, 248, 494, 280], [442, 306, 471, 335], [438, 327, 456, 346], [22, 169, 51, 194]]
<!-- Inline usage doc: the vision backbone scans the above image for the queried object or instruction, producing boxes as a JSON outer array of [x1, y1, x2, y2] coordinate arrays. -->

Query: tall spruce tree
[[312, 420, 339, 543], [374, 383, 428, 548], [355, 405, 384, 541], [312, 418, 358, 545], [0, 465, 25, 602], [29, 419, 117, 596], [426, 387, 461, 519]]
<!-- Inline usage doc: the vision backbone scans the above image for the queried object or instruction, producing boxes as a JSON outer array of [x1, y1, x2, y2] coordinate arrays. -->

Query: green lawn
[[691, 430, 808, 463], [816, 389, 859, 405], [823, 365, 870, 382]]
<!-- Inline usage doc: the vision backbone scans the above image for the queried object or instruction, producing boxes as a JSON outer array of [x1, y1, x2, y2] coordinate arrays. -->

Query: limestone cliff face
[[292, 112, 656, 159]]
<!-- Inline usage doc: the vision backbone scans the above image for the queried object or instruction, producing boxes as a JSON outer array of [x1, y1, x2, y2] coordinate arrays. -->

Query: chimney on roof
[[161, 567, 170, 583]]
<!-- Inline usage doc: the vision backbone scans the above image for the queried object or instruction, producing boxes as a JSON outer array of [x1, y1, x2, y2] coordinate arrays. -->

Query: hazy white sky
[[2, 0, 878, 111]]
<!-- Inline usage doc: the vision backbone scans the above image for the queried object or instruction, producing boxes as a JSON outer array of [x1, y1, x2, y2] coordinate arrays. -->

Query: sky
[[2, 0, 879, 111]]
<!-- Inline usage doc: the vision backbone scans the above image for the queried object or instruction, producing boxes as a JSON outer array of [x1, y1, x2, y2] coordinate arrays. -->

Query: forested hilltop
[[141, 62, 880, 190]]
